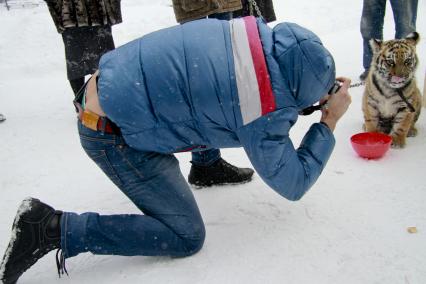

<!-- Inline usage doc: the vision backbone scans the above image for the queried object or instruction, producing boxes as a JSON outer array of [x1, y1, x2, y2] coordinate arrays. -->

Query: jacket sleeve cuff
[[300, 122, 335, 163]]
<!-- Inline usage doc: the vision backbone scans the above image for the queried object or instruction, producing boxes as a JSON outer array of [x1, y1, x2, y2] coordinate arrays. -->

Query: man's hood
[[272, 22, 336, 110]]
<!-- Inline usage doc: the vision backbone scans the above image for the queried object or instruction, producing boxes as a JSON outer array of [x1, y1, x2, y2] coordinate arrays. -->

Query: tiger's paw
[[407, 127, 418, 137], [391, 135, 406, 148]]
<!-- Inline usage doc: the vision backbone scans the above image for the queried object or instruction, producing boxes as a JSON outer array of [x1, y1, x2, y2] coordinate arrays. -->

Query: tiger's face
[[370, 32, 420, 89]]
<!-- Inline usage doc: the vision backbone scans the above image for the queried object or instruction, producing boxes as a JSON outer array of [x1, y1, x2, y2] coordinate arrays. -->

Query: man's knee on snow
[[180, 224, 206, 257]]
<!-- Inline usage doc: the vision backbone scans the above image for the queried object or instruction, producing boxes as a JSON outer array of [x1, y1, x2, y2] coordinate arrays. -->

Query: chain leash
[[244, 1, 366, 92], [349, 81, 365, 89], [248, 0, 263, 18]]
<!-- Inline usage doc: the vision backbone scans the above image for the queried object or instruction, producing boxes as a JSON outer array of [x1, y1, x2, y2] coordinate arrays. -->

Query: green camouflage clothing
[[45, 0, 122, 33]]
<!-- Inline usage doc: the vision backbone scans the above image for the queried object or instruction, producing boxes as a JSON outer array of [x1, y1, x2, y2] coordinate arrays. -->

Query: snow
[[1, 0, 426, 283]]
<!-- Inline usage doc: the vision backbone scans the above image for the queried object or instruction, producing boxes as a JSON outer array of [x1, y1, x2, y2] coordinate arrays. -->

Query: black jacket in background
[[233, 0, 276, 23]]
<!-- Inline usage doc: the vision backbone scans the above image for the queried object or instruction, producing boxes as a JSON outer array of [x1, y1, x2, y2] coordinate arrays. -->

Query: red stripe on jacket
[[243, 16, 276, 115]]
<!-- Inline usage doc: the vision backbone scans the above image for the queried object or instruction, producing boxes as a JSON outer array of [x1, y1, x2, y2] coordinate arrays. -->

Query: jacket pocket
[[181, 0, 208, 12]]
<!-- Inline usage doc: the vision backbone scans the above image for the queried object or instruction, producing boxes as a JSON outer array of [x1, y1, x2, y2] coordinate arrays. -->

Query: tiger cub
[[362, 32, 421, 148]]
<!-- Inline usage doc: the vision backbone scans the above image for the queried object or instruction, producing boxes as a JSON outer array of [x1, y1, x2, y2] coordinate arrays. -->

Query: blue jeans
[[191, 148, 221, 166], [360, 0, 418, 70], [186, 11, 232, 167], [61, 121, 205, 258]]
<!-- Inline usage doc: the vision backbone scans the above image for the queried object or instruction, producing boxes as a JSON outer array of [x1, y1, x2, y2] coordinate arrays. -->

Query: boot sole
[[189, 176, 253, 189]]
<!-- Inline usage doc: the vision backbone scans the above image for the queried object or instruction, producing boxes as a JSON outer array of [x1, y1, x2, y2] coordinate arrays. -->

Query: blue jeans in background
[[360, 0, 418, 71], [190, 11, 232, 167], [191, 148, 221, 166], [61, 121, 205, 258]]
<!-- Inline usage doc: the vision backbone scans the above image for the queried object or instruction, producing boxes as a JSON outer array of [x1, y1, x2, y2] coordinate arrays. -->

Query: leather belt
[[73, 74, 120, 135], [80, 109, 120, 135]]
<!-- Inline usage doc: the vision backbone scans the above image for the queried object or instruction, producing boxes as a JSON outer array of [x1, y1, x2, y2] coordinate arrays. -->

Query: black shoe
[[188, 158, 254, 188], [359, 69, 369, 81], [0, 198, 62, 284]]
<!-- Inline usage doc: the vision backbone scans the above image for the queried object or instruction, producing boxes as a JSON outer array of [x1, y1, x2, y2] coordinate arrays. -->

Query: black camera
[[328, 80, 342, 95], [298, 80, 342, 116]]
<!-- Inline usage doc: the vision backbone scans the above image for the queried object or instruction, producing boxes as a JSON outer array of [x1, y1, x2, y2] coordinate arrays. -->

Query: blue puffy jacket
[[98, 17, 336, 201]]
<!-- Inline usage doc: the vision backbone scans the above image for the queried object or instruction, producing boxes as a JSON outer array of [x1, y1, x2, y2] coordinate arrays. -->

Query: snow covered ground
[[1, 1, 425, 283]]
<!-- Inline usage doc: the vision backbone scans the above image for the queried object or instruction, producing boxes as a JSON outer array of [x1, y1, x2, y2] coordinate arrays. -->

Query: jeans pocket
[[84, 148, 124, 187]]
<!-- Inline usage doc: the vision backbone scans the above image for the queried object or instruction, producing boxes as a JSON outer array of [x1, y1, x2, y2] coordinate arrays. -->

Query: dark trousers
[[69, 77, 85, 96]]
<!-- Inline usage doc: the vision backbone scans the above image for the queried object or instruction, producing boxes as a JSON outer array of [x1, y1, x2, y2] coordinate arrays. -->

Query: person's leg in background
[[189, 8, 232, 171], [360, 0, 387, 80], [62, 26, 115, 97], [69, 77, 85, 95], [188, 10, 253, 187], [389, 0, 418, 39], [189, 148, 254, 187], [172, 3, 254, 187]]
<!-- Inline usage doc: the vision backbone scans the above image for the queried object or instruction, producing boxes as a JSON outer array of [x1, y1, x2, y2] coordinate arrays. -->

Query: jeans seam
[[116, 146, 147, 181], [103, 149, 125, 186]]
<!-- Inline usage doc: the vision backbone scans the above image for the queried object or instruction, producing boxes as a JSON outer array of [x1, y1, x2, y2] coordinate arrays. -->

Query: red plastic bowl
[[350, 132, 392, 159]]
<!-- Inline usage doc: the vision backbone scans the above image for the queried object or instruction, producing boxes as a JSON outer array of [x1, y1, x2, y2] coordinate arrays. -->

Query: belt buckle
[[82, 110, 100, 131]]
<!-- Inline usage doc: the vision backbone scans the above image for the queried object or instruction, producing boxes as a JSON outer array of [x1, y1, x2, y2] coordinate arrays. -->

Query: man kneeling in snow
[[0, 16, 351, 283]]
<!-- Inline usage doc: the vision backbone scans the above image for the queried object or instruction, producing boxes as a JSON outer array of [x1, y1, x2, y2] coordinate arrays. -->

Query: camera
[[328, 80, 342, 95], [298, 80, 343, 116]]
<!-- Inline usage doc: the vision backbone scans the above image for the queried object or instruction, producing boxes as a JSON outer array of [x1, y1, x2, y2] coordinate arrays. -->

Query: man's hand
[[320, 77, 352, 131]]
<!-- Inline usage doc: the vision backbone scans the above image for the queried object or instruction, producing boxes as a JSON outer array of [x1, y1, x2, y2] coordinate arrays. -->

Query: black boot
[[0, 198, 62, 284], [188, 158, 254, 188]]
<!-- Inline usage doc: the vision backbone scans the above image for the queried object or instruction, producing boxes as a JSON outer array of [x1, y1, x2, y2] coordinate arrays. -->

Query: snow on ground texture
[[0, 1, 425, 283]]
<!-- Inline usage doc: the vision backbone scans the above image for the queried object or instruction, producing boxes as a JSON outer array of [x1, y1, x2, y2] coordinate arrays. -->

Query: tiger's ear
[[369, 38, 382, 54], [405, 32, 420, 45]]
